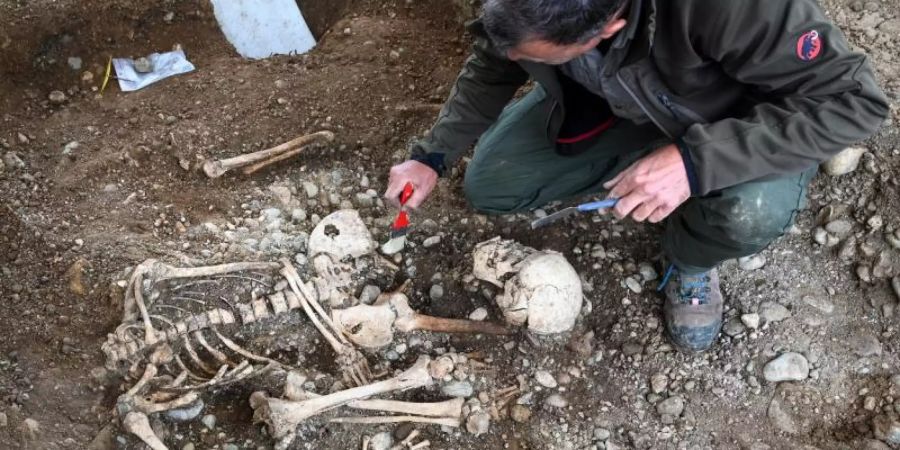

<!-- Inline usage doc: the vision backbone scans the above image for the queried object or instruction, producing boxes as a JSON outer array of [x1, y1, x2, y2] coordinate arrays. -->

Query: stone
[[164, 399, 205, 422], [422, 235, 441, 248], [133, 57, 153, 73], [354, 193, 375, 208], [67, 56, 82, 70], [868, 215, 884, 231], [510, 404, 532, 423], [429, 284, 444, 300], [824, 219, 853, 236], [638, 262, 658, 282], [4, 152, 25, 169], [468, 307, 488, 321], [0, 412, 6, 427], [738, 255, 767, 271], [625, 276, 642, 294], [466, 412, 491, 436], [872, 414, 900, 444], [291, 208, 307, 222], [593, 428, 611, 441], [21, 418, 39, 440], [369, 431, 393, 450], [48, 90, 67, 104], [200, 414, 216, 430], [767, 397, 797, 434], [535, 370, 558, 388], [852, 334, 883, 357], [802, 295, 834, 314], [656, 396, 684, 417], [763, 352, 809, 382], [650, 373, 668, 394], [823, 147, 866, 176], [544, 394, 569, 408], [759, 302, 791, 324], [359, 285, 381, 304], [741, 313, 761, 329], [441, 381, 473, 397], [302, 181, 319, 198], [722, 317, 746, 337]]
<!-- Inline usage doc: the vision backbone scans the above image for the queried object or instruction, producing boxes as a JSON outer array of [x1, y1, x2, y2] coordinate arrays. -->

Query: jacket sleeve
[[409, 21, 529, 169], [680, 0, 890, 195]]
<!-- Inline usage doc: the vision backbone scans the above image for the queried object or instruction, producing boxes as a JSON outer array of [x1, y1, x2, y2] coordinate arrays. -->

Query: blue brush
[[530, 198, 619, 229]]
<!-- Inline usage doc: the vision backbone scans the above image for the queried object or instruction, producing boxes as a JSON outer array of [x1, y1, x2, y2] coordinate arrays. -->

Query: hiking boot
[[657, 265, 724, 353]]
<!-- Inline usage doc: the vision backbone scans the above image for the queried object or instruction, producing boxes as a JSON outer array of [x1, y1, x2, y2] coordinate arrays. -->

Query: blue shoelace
[[657, 264, 711, 305]]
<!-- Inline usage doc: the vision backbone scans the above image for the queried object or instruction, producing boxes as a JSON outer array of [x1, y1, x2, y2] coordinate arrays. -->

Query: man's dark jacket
[[410, 0, 890, 196]]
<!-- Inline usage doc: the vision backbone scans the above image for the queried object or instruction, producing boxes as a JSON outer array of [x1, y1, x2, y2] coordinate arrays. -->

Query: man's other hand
[[384, 160, 439, 209], [603, 144, 691, 223]]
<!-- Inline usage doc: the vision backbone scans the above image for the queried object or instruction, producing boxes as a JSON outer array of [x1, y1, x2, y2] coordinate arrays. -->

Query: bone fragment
[[398, 430, 419, 447], [348, 398, 464, 418], [330, 415, 461, 427], [203, 131, 335, 178], [254, 356, 434, 438], [122, 412, 168, 450], [409, 441, 431, 450]]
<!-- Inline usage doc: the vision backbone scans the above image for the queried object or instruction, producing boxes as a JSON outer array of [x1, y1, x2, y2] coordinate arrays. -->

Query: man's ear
[[599, 18, 627, 39]]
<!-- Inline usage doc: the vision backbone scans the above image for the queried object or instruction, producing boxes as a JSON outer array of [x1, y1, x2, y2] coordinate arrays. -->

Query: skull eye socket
[[324, 224, 340, 238]]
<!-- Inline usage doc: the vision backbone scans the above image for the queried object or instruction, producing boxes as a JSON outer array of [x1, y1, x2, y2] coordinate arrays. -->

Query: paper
[[210, 0, 317, 59], [112, 50, 195, 92]]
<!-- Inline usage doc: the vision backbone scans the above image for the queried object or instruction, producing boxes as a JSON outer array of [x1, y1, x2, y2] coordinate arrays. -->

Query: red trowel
[[380, 182, 414, 255]]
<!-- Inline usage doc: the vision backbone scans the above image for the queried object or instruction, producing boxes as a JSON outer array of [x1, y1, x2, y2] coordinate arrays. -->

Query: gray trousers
[[463, 88, 817, 273]]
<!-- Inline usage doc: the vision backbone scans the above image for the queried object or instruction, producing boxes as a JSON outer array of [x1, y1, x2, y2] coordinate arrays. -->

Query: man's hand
[[384, 160, 439, 209], [603, 144, 691, 223]]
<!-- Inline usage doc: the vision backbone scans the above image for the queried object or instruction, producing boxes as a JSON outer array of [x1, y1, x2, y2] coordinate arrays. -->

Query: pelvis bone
[[331, 283, 512, 349], [473, 237, 583, 334]]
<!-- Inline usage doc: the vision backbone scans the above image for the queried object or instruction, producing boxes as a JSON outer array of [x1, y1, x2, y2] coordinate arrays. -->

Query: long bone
[[332, 415, 460, 427], [280, 259, 371, 386], [203, 131, 335, 178], [253, 356, 435, 439], [122, 412, 168, 450], [332, 287, 512, 349]]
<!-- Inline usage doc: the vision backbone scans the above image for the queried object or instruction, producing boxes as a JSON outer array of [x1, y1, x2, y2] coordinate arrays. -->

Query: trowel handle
[[577, 198, 619, 212], [399, 182, 414, 206]]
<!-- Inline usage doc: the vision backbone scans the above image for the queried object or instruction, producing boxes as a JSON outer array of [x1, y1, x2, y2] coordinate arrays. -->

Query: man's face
[[505, 13, 628, 65]]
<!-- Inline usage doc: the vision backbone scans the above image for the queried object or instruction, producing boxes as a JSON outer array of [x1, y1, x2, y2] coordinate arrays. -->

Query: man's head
[[483, 0, 630, 65]]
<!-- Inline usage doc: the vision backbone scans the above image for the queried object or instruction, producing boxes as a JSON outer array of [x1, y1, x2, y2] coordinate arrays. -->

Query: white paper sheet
[[112, 50, 196, 92], [210, 0, 317, 59]]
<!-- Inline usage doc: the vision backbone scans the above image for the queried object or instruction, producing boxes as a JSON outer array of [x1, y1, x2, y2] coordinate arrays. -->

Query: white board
[[210, 0, 317, 59]]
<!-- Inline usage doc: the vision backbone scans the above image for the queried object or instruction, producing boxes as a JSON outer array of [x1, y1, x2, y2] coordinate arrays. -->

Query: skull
[[307, 210, 376, 306], [473, 237, 582, 334]]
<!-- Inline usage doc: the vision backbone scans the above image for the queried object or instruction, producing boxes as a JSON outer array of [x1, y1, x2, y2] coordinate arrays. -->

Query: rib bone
[[253, 356, 434, 439], [203, 131, 335, 178], [332, 290, 511, 349]]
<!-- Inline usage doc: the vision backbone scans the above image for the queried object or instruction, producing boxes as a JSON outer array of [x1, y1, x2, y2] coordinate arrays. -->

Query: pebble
[[468, 307, 488, 321], [441, 381, 473, 397], [825, 219, 853, 236], [291, 208, 307, 222], [823, 146, 866, 176], [868, 215, 884, 231], [274, 79, 287, 89], [625, 276, 642, 294], [134, 57, 153, 73], [182, 444, 195, 450], [359, 285, 381, 304], [872, 414, 900, 444], [650, 373, 668, 394], [738, 255, 767, 271], [429, 284, 444, 300], [656, 395, 684, 417], [763, 352, 809, 382], [21, 418, 39, 440], [369, 431, 393, 450], [222, 445, 238, 450], [164, 399, 205, 422], [544, 394, 569, 408], [759, 302, 791, 324], [852, 334, 883, 357], [302, 181, 319, 198], [510, 404, 532, 423], [535, 370, 558, 388], [423, 235, 441, 248], [466, 412, 491, 436], [638, 263, 658, 282], [67, 56, 82, 70], [802, 295, 834, 314], [354, 192, 375, 208], [48, 90, 67, 104], [593, 428, 611, 441], [741, 313, 761, 329], [200, 414, 216, 430], [0, 412, 6, 427]]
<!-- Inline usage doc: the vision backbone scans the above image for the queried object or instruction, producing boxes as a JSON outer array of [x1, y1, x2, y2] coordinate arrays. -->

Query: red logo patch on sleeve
[[796, 30, 822, 61]]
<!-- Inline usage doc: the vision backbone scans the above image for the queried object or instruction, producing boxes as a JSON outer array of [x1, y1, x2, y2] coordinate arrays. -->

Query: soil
[[0, 0, 899, 449]]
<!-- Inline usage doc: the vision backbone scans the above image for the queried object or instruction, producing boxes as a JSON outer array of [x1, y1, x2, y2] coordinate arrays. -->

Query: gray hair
[[482, 0, 628, 51]]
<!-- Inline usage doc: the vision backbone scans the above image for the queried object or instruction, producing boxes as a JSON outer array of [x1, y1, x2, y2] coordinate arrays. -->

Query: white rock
[[823, 147, 866, 176], [423, 235, 441, 248], [369, 431, 393, 450], [763, 352, 809, 382], [740, 313, 761, 329], [534, 370, 558, 388], [738, 255, 766, 271], [466, 412, 491, 436], [759, 302, 791, 324], [468, 307, 488, 321]]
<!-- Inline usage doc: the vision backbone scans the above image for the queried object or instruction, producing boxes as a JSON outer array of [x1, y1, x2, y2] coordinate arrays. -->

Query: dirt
[[1, 0, 899, 449]]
